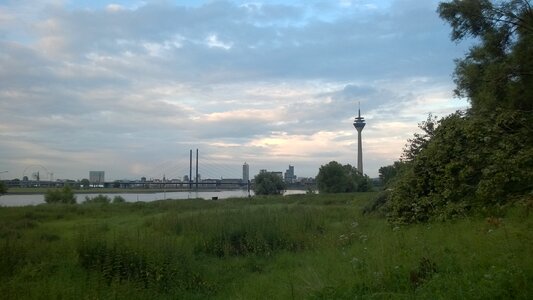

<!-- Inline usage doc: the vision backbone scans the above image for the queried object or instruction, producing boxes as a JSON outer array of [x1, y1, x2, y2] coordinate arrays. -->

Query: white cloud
[[0, 0, 471, 179], [205, 34, 233, 50]]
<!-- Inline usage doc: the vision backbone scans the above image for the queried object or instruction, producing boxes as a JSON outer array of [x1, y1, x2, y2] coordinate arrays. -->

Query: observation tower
[[353, 103, 366, 174]]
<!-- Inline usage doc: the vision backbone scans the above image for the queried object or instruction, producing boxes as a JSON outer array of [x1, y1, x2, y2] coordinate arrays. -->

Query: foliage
[[316, 161, 372, 193], [112, 195, 126, 203], [80, 178, 90, 188], [44, 186, 76, 204], [438, 0, 533, 112], [401, 114, 438, 161], [378, 161, 407, 187], [386, 110, 533, 223], [378, 1, 533, 223], [83, 194, 111, 204], [0, 182, 7, 196], [253, 172, 286, 195]]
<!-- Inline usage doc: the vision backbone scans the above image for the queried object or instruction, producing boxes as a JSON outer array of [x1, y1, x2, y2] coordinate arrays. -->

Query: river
[[0, 190, 307, 207]]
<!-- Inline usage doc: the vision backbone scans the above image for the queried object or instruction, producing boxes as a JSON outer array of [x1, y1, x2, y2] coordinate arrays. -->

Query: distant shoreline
[[6, 188, 237, 195]]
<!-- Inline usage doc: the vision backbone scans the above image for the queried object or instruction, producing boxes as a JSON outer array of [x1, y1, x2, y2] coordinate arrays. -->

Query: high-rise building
[[353, 103, 366, 174], [243, 162, 249, 182], [89, 171, 105, 185], [284, 165, 296, 183]]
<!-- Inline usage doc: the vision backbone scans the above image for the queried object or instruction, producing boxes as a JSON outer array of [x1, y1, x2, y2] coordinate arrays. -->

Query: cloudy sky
[[0, 0, 471, 181]]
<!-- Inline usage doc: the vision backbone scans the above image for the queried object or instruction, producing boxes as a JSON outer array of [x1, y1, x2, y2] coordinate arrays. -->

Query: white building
[[243, 162, 249, 182], [89, 171, 105, 186]]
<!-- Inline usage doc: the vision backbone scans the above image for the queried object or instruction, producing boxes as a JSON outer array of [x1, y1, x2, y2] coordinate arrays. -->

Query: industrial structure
[[353, 103, 366, 174]]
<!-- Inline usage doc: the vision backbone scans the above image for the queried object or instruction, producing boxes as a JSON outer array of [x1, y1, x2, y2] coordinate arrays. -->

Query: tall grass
[[0, 193, 531, 299]]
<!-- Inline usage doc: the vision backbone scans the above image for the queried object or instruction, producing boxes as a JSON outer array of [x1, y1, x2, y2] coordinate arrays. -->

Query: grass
[[0, 192, 531, 299]]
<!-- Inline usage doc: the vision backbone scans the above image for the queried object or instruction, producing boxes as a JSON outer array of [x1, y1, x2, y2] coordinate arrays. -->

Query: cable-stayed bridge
[[7, 149, 250, 191]]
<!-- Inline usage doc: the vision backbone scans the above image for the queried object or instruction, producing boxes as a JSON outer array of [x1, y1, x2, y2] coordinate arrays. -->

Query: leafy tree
[[438, 0, 533, 112], [379, 1, 533, 224], [253, 172, 286, 195], [378, 161, 406, 187], [45, 186, 76, 204], [0, 181, 7, 196], [402, 114, 438, 161], [387, 110, 533, 223], [316, 161, 372, 193], [80, 178, 90, 188]]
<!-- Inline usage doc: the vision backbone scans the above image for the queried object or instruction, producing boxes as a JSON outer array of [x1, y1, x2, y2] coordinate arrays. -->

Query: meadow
[[0, 193, 531, 299]]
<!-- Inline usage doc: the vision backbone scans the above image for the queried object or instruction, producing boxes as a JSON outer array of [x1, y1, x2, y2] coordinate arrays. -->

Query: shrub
[[386, 110, 533, 223], [83, 194, 110, 204], [253, 172, 286, 195], [44, 186, 76, 204], [316, 161, 372, 193], [0, 181, 7, 196], [112, 195, 126, 203]]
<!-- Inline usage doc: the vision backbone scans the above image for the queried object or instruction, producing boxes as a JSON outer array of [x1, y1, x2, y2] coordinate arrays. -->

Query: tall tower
[[353, 103, 366, 174], [242, 162, 249, 182]]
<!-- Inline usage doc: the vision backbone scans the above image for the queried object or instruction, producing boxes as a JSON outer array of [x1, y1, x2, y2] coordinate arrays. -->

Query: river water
[[0, 190, 307, 207]]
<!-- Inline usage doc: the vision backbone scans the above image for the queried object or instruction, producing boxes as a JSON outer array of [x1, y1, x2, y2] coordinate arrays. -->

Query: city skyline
[[0, 0, 471, 180]]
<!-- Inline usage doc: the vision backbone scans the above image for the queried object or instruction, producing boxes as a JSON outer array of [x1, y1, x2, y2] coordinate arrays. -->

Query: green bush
[[253, 172, 286, 195], [0, 181, 7, 195], [83, 194, 110, 204], [112, 195, 126, 203], [44, 186, 76, 204], [386, 110, 533, 223], [316, 161, 372, 193]]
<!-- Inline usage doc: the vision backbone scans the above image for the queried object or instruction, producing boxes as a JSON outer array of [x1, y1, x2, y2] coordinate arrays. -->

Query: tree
[[378, 161, 406, 187], [402, 114, 438, 161], [316, 161, 372, 193], [386, 110, 533, 223], [45, 186, 76, 204], [379, 0, 533, 224], [80, 178, 90, 189], [253, 172, 286, 195], [438, 0, 533, 112], [0, 181, 7, 196]]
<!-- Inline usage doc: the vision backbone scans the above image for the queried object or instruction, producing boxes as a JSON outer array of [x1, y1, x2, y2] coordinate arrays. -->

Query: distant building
[[243, 162, 249, 182], [89, 171, 105, 185], [183, 175, 190, 182], [284, 165, 296, 183], [220, 178, 242, 189], [271, 171, 283, 179]]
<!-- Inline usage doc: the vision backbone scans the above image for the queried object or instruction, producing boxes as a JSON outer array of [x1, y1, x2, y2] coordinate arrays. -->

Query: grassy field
[[0, 193, 531, 299]]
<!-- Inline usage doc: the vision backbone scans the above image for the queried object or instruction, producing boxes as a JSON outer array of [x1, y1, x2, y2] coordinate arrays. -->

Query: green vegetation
[[0, 181, 7, 196], [376, 0, 533, 223], [0, 193, 531, 299], [44, 186, 76, 204], [112, 195, 126, 203], [253, 172, 286, 195], [316, 161, 372, 193]]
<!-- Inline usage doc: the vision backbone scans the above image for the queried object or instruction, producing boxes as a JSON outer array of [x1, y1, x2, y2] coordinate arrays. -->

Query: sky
[[0, 0, 471, 181]]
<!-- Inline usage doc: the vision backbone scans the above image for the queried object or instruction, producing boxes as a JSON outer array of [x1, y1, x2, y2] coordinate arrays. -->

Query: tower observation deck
[[353, 104, 366, 174]]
